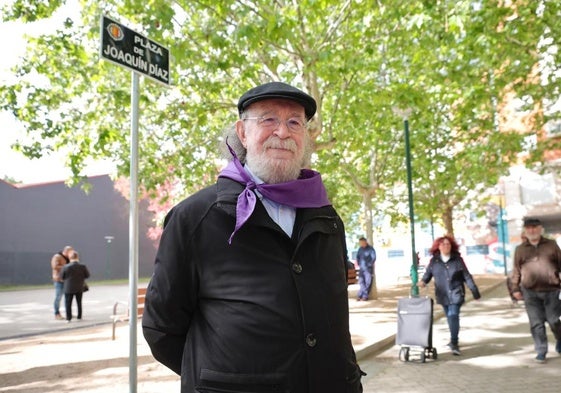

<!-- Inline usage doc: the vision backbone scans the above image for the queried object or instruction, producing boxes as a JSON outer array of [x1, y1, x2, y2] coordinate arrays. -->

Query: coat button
[[292, 263, 303, 274], [305, 333, 317, 347]]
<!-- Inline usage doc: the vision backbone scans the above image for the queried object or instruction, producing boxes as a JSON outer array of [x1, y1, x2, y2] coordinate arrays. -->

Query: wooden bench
[[347, 265, 358, 286], [110, 287, 147, 340]]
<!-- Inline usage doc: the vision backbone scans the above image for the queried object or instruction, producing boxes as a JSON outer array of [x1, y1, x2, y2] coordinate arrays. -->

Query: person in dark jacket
[[511, 217, 561, 364], [62, 251, 90, 322], [420, 235, 480, 356], [142, 82, 363, 393], [355, 237, 376, 301]]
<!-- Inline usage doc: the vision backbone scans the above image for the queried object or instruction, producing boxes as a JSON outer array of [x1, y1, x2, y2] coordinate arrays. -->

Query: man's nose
[[273, 120, 291, 139]]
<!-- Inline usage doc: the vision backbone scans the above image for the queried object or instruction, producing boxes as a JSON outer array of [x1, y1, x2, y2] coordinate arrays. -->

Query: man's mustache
[[263, 137, 297, 152]]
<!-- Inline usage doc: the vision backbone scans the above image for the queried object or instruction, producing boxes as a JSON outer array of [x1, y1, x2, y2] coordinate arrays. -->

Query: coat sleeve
[[421, 259, 433, 284], [511, 245, 523, 293], [554, 242, 561, 273], [50, 254, 59, 270], [460, 258, 481, 299], [51, 254, 62, 281], [142, 204, 200, 375]]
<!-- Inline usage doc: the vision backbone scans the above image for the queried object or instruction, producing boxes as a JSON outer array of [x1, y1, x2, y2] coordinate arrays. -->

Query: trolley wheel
[[399, 347, 410, 362], [432, 348, 438, 360]]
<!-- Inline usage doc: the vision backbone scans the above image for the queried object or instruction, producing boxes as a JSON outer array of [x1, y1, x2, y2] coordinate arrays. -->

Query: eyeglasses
[[243, 116, 308, 133]]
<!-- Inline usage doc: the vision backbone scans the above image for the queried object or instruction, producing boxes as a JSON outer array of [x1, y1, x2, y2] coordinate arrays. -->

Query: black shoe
[[535, 353, 546, 363], [448, 342, 461, 355]]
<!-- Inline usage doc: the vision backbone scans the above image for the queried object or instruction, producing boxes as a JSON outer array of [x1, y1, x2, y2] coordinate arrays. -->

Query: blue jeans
[[357, 267, 373, 300], [521, 288, 561, 355], [53, 281, 64, 315], [442, 304, 461, 346]]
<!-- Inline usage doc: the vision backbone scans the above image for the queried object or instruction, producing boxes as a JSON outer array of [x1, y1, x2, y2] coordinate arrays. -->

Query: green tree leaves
[[1, 0, 559, 240]]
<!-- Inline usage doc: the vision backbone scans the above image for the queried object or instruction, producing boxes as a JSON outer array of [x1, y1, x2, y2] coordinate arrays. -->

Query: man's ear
[[235, 119, 248, 148]]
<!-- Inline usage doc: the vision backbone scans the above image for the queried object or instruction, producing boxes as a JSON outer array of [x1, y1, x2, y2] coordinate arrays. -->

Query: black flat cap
[[238, 82, 317, 120], [523, 217, 542, 227]]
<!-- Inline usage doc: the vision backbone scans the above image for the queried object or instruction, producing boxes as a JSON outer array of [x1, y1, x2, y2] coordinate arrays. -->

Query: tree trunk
[[442, 205, 455, 238]]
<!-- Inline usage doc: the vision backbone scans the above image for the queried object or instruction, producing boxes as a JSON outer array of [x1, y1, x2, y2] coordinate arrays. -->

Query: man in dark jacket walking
[[142, 82, 363, 393], [511, 217, 561, 363], [62, 251, 90, 322]]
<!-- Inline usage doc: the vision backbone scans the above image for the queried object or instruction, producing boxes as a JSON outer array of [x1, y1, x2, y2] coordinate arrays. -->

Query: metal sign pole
[[393, 107, 418, 297], [129, 71, 140, 393], [499, 196, 508, 276], [100, 15, 169, 392], [404, 118, 419, 297]]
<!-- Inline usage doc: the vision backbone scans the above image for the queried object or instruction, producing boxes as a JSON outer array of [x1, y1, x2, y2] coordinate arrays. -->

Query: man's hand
[[512, 291, 524, 301], [418, 281, 426, 288]]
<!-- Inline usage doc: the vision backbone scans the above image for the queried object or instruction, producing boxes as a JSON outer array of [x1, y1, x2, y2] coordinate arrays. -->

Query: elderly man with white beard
[[511, 217, 561, 364], [142, 82, 364, 393]]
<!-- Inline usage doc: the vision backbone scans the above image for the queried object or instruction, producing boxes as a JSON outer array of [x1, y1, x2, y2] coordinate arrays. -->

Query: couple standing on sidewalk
[[51, 246, 90, 322]]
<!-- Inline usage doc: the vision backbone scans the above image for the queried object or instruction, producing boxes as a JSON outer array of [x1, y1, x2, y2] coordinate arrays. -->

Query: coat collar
[[216, 177, 283, 235], [215, 177, 339, 241], [216, 176, 244, 210]]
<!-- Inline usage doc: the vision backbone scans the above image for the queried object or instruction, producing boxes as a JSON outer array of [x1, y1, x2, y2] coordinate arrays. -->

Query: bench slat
[[111, 287, 147, 340]]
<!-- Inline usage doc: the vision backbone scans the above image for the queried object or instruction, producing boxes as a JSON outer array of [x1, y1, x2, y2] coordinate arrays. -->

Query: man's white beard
[[246, 138, 304, 184]]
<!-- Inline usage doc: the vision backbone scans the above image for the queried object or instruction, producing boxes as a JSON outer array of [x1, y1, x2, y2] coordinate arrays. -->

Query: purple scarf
[[219, 146, 331, 243]]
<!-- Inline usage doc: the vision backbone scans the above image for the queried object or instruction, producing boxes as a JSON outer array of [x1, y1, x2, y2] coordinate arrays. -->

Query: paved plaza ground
[[362, 283, 561, 393], [3, 274, 556, 392]]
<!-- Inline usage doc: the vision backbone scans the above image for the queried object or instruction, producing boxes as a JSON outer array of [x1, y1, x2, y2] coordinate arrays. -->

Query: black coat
[[62, 261, 90, 294], [421, 253, 480, 305], [142, 177, 362, 393]]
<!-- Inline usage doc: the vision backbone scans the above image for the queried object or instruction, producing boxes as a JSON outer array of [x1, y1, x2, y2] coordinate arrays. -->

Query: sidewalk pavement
[[362, 280, 561, 393], [0, 283, 130, 339], [0, 274, 509, 392]]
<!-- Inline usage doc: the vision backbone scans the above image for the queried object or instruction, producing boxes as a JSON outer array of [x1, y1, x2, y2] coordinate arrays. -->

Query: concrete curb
[[354, 278, 507, 361], [0, 320, 114, 342]]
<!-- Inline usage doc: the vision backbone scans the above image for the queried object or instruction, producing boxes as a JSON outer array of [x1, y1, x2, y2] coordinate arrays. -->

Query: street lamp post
[[104, 235, 114, 280], [498, 196, 508, 276], [394, 107, 419, 297]]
